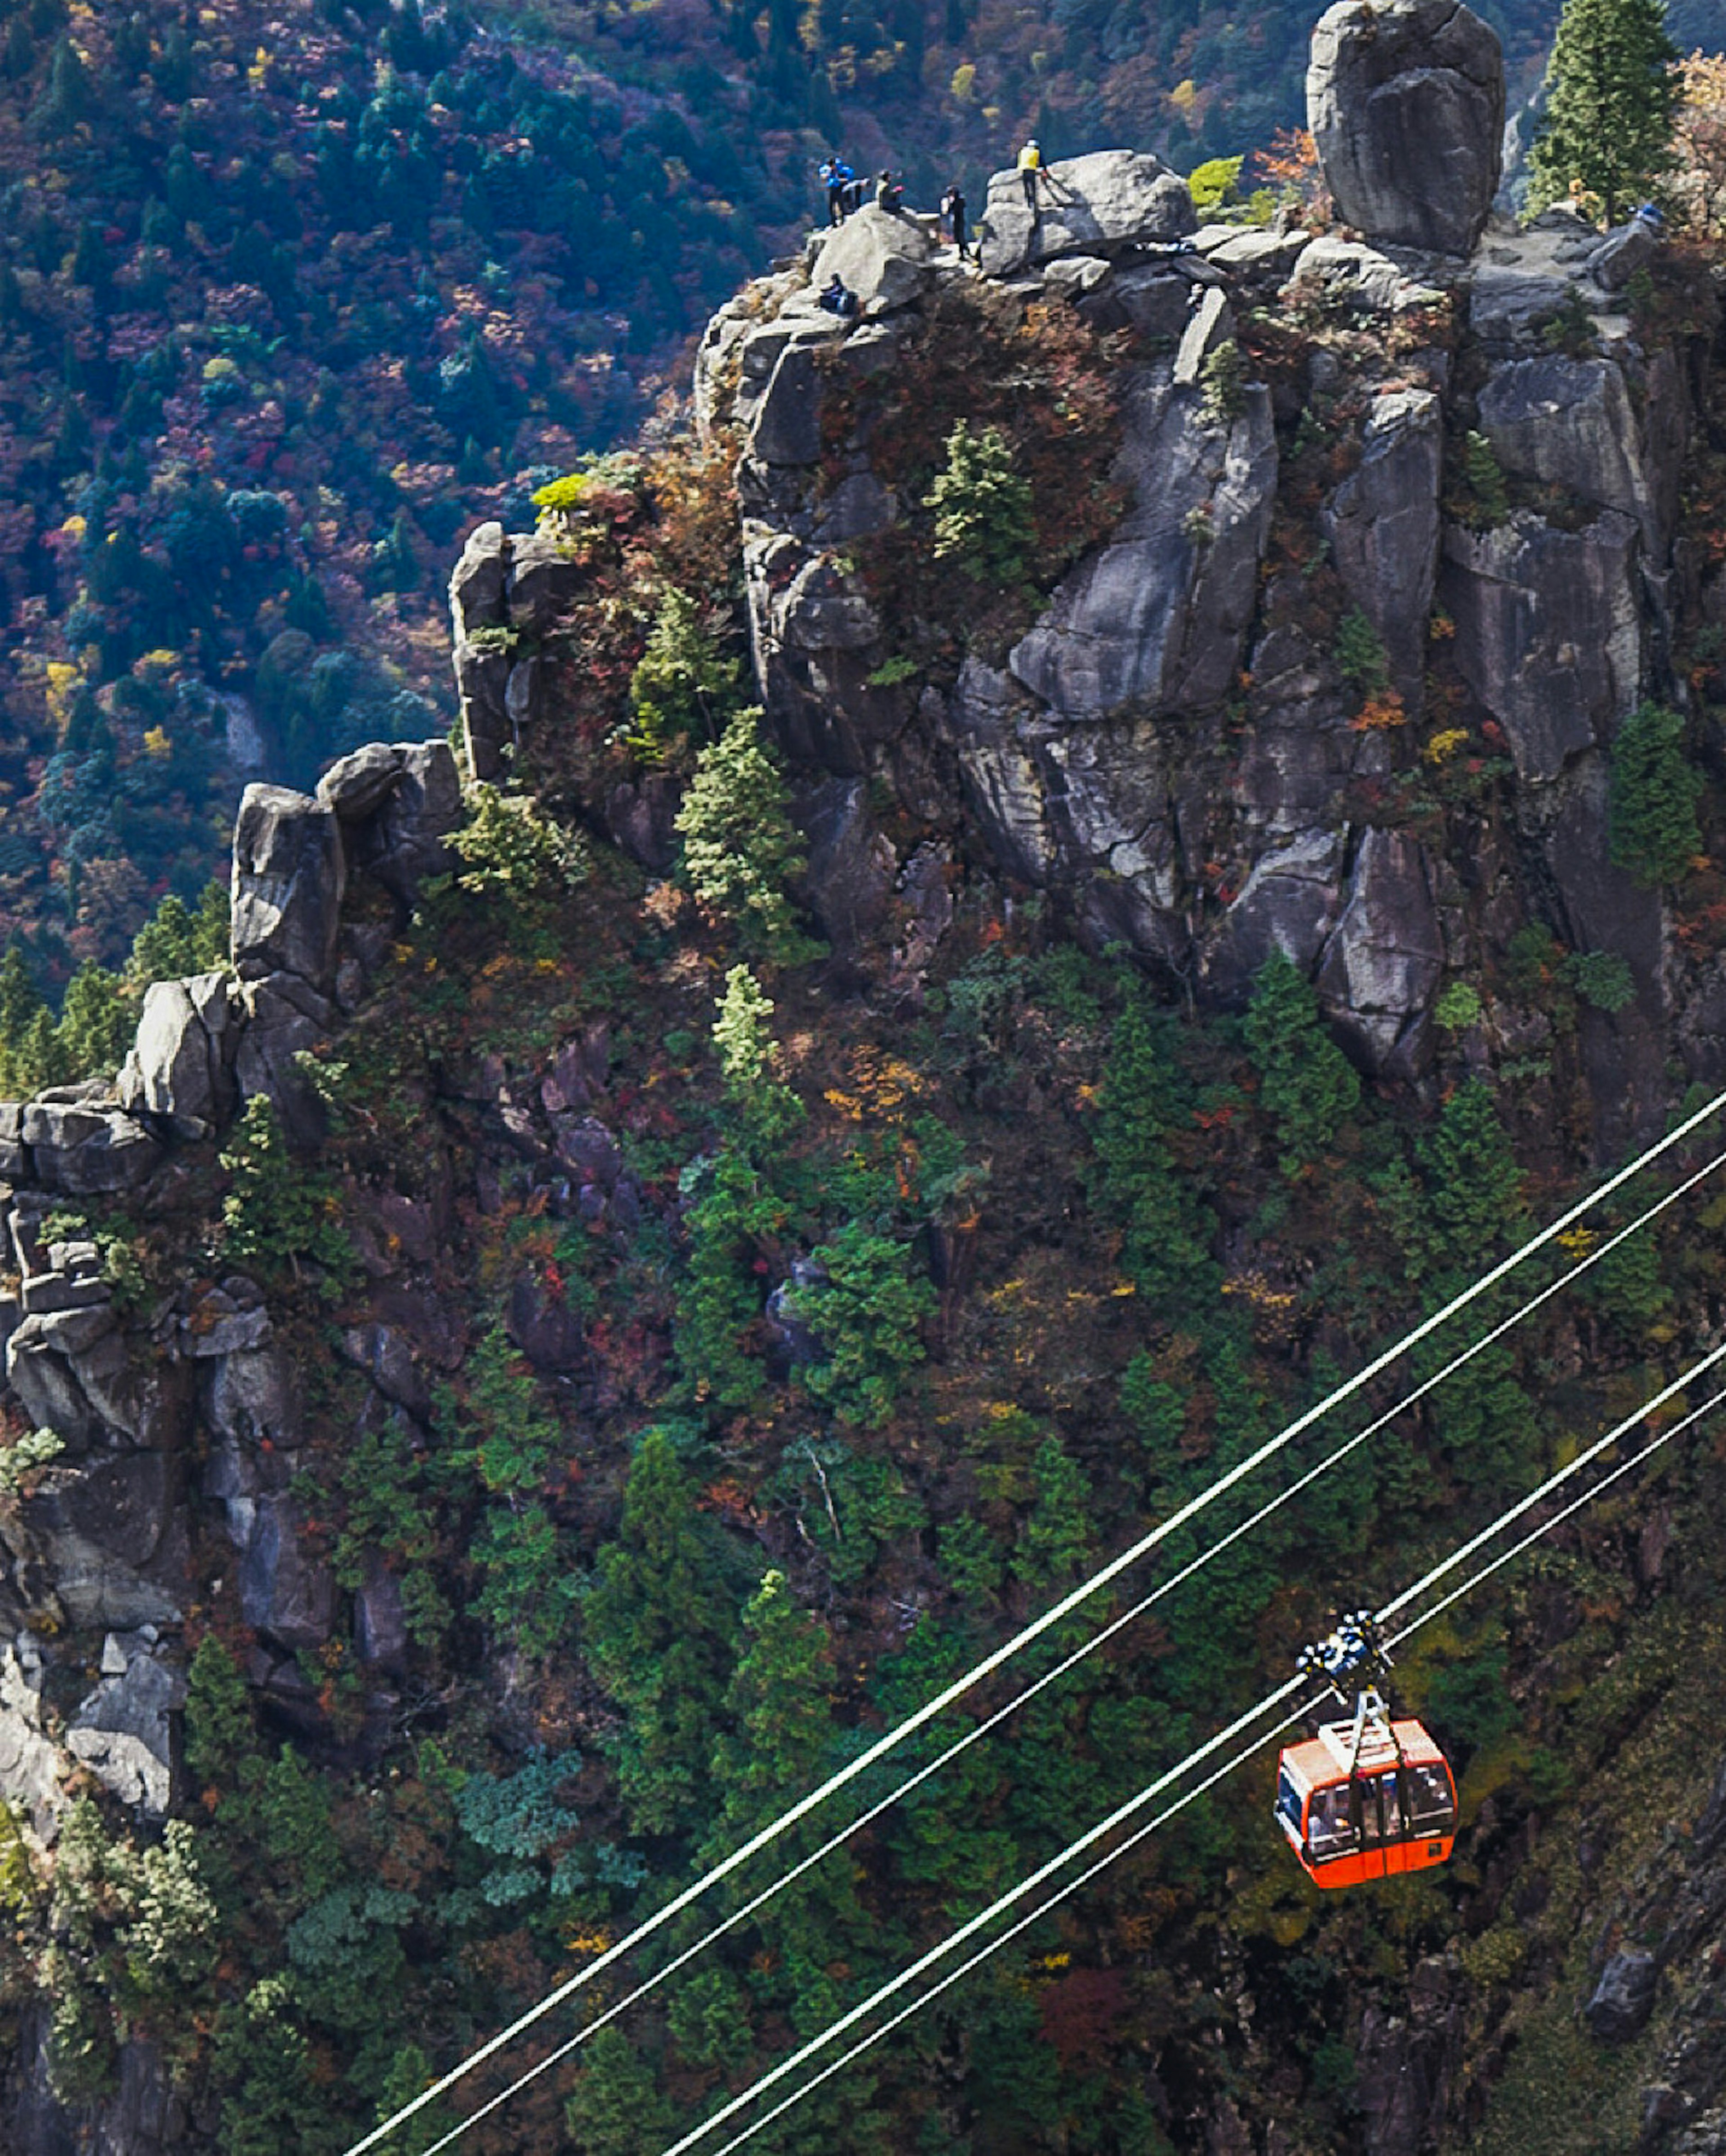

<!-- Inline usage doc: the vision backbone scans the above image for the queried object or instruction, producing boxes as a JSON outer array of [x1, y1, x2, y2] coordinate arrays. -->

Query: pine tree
[[711, 964, 802, 1148], [673, 707, 811, 962], [1529, 0, 1679, 225], [1242, 950, 1360, 1179], [626, 586, 741, 764], [923, 420, 1034, 587], [1610, 700, 1704, 886], [56, 960, 131, 1080], [709, 1568, 836, 1836], [583, 1428, 739, 1837], [563, 2028, 675, 2156]]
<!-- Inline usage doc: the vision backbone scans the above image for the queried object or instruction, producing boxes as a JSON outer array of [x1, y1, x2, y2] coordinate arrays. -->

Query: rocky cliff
[[7, 4, 1726, 2153]]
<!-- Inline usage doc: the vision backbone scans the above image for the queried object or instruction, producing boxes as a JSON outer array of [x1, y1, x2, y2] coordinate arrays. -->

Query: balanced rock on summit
[[1307, 0, 1504, 256]]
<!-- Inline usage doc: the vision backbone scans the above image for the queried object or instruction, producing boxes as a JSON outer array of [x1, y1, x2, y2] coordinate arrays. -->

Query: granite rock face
[[1324, 388, 1443, 706], [1317, 830, 1445, 1076], [1441, 510, 1642, 788], [1307, 0, 1505, 255]]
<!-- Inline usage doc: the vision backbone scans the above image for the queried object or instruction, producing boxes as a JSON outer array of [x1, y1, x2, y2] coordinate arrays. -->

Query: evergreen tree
[[626, 586, 741, 764], [674, 707, 811, 962], [1418, 1079, 1526, 1262], [787, 1220, 935, 1428], [1243, 950, 1360, 1179], [678, 1144, 783, 1413], [709, 1568, 836, 1835], [1092, 999, 1216, 1312], [583, 1428, 739, 1837], [1529, 0, 1679, 224], [1610, 700, 1704, 886], [924, 420, 1034, 586], [563, 2028, 675, 2156], [711, 964, 802, 1148], [56, 961, 131, 1079], [0, 945, 45, 1063], [1012, 1436, 1092, 1585]]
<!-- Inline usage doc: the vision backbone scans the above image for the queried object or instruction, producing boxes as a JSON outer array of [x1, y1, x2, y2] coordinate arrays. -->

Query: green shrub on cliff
[[674, 708, 813, 962], [925, 420, 1034, 587], [787, 1220, 935, 1428], [220, 1096, 355, 1288], [625, 587, 742, 766], [450, 783, 589, 902], [1610, 701, 1704, 886]]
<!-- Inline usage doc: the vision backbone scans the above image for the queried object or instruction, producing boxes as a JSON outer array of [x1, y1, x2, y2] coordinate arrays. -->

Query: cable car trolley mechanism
[[1274, 1611, 1458, 1889]]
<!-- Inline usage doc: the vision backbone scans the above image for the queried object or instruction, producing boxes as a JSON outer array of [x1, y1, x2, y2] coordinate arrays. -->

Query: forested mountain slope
[[6, 4, 1726, 2148]]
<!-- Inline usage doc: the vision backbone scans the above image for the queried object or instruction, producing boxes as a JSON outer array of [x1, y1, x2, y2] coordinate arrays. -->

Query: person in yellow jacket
[[1019, 138, 1042, 210]]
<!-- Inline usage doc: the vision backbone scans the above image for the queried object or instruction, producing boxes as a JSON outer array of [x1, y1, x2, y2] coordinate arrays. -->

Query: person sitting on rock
[[818, 273, 861, 319], [877, 169, 904, 213], [941, 180, 968, 257], [1018, 138, 1042, 210]]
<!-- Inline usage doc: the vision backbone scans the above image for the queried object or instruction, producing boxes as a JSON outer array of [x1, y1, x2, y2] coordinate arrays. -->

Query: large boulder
[[1585, 1950, 1659, 2042], [230, 784, 346, 988], [240, 1493, 335, 1652], [1324, 388, 1443, 706], [810, 206, 939, 312], [18, 1456, 185, 1629], [1197, 830, 1348, 1004], [454, 636, 511, 783], [1441, 510, 1641, 787], [1477, 356, 1663, 556], [449, 519, 509, 641], [748, 324, 843, 468], [977, 150, 1196, 277], [0, 1636, 64, 1839], [507, 529, 586, 637], [1307, 0, 1504, 256], [116, 970, 237, 1140], [20, 1099, 163, 1196]]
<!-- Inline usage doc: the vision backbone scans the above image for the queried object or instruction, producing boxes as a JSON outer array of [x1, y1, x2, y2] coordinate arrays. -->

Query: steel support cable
[[446, 1342, 1726, 2156], [400, 1138, 1726, 2156], [348, 1088, 1726, 2156], [700, 1362, 1726, 2156], [696, 1377, 1726, 2156]]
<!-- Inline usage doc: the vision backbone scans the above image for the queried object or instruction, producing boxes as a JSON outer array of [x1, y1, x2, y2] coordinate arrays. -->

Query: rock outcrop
[[977, 149, 1197, 276], [1307, 0, 1505, 255]]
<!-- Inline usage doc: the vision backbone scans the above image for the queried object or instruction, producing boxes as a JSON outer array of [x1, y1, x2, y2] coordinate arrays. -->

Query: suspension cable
[[347, 1091, 1726, 2154], [692, 1375, 1726, 2156], [428, 1340, 1726, 2156], [397, 1139, 1726, 2156]]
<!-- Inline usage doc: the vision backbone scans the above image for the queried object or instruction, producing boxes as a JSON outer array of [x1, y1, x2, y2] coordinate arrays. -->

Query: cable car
[[1274, 1613, 1459, 1890]]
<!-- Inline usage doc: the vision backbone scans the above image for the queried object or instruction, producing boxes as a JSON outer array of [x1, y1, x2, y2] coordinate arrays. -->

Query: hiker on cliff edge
[[1018, 138, 1042, 210], [942, 180, 969, 257]]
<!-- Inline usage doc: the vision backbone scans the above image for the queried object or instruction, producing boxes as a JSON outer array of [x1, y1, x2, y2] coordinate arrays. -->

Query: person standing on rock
[[821, 156, 852, 226], [1018, 138, 1042, 210], [942, 179, 969, 256]]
